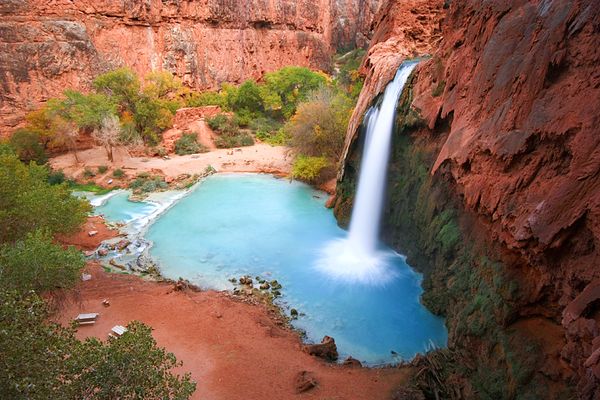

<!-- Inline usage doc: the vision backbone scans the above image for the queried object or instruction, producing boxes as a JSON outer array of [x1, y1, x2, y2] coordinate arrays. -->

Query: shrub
[[0, 153, 90, 243], [129, 174, 168, 193], [175, 133, 204, 155], [286, 87, 352, 161], [207, 114, 230, 131], [9, 129, 47, 164], [185, 90, 225, 108], [0, 290, 196, 399], [83, 168, 96, 178], [112, 168, 125, 178], [214, 133, 254, 148], [47, 170, 66, 185], [98, 165, 108, 174], [0, 230, 84, 292], [292, 155, 329, 183]]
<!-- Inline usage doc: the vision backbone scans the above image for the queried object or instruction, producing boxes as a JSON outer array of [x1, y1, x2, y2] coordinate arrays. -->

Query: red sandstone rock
[[339, 0, 599, 395], [294, 370, 318, 393], [304, 335, 338, 361], [339, 0, 444, 174]]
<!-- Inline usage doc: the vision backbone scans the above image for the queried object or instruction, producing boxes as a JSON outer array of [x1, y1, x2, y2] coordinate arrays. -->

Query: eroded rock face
[[0, 0, 382, 135], [338, 0, 600, 397]]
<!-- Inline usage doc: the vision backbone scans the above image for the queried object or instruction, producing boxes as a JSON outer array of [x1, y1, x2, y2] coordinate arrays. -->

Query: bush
[[112, 168, 125, 178], [207, 114, 230, 131], [175, 133, 205, 155], [98, 165, 108, 174], [9, 129, 47, 164], [0, 230, 84, 292], [292, 155, 330, 183], [286, 87, 351, 162], [215, 133, 254, 148], [129, 174, 168, 193], [0, 290, 196, 399], [0, 153, 90, 243], [47, 170, 66, 185], [83, 168, 96, 178], [185, 90, 225, 108]]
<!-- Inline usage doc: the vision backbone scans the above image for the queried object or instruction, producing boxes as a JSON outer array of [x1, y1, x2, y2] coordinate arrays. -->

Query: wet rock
[[294, 371, 318, 393], [97, 248, 109, 257], [290, 308, 299, 318], [270, 280, 282, 290], [343, 356, 362, 367], [228, 277, 237, 284], [239, 276, 253, 286], [259, 282, 270, 290], [271, 289, 281, 297], [116, 239, 130, 250], [304, 336, 338, 361]]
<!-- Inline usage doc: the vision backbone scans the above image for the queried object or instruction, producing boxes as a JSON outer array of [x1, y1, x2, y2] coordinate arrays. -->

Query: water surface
[[99, 174, 447, 364]]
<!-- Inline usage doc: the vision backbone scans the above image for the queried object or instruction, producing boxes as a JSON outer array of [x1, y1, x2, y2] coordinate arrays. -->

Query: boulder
[[304, 336, 338, 361], [294, 371, 318, 393], [343, 356, 362, 367]]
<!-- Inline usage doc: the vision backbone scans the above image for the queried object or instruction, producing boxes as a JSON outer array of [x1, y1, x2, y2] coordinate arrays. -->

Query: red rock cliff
[[339, 0, 600, 396], [0, 0, 382, 134]]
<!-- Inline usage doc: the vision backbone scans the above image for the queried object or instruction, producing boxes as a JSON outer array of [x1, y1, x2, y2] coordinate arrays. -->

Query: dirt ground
[[56, 263, 410, 400]]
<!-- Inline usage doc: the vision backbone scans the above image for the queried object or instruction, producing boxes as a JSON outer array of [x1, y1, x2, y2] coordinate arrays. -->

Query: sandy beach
[[50, 143, 292, 181]]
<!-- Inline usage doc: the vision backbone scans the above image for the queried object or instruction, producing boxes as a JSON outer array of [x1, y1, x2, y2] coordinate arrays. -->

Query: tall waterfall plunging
[[315, 61, 418, 284], [348, 61, 418, 254]]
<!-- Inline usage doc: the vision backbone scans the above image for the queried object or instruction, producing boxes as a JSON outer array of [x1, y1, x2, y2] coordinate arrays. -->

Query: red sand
[[57, 264, 409, 400], [56, 216, 120, 251]]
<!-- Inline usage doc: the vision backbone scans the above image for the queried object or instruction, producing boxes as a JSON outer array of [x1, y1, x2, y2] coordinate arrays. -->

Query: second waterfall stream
[[316, 61, 418, 284]]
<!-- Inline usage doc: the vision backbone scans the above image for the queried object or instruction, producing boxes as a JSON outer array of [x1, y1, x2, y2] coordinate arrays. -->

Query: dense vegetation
[[0, 147, 196, 398], [10, 50, 365, 186]]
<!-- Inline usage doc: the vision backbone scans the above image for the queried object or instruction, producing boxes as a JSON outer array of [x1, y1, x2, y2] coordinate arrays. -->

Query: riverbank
[[49, 143, 292, 183], [56, 262, 410, 399]]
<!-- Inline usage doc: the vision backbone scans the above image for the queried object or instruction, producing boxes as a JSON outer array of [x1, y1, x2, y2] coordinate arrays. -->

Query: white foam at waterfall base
[[315, 61, 418, 285]]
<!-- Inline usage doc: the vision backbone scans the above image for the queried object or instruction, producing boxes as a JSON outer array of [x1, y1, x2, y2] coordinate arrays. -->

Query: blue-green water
[[94, 191, 158, 223], [97, 174, 447, 364]]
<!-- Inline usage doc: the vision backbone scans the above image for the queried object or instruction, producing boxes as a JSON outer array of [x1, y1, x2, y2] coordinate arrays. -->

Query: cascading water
[[349, 61, 418, 254], [316, 61, 418, 284]]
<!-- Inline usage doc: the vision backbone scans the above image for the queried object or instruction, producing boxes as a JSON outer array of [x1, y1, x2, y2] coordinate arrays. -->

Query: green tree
[[93, 67, 141, 111], [57, 90, 117, 131], [73, 321, 196, 399], [0, 290, 81, 400], [234, 80, 264, 113], [0, 230, 84, 292], [261, 67, 327, 118], [0, 153, 90, 243], [9, 129, 47, 164], [0, 291, 196, 400]]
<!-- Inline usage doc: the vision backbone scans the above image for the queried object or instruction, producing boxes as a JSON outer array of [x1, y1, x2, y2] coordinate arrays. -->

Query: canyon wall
[[337, 0, 600, 398], [0, 0, 381, 135]]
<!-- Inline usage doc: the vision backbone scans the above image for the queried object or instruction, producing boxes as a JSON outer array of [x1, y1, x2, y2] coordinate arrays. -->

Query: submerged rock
[[304, 336, 338, 362]]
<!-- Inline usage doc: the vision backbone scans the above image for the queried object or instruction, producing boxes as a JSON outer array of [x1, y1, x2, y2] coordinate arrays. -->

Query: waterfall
[[348, 61, 418, 255], [315, 61, 418, 284]]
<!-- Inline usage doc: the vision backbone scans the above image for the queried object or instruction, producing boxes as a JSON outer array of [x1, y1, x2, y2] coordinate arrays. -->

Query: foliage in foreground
[[0, 153, 90, 243], [0, 290, 196, 400], [0, 230, 84, 292]]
